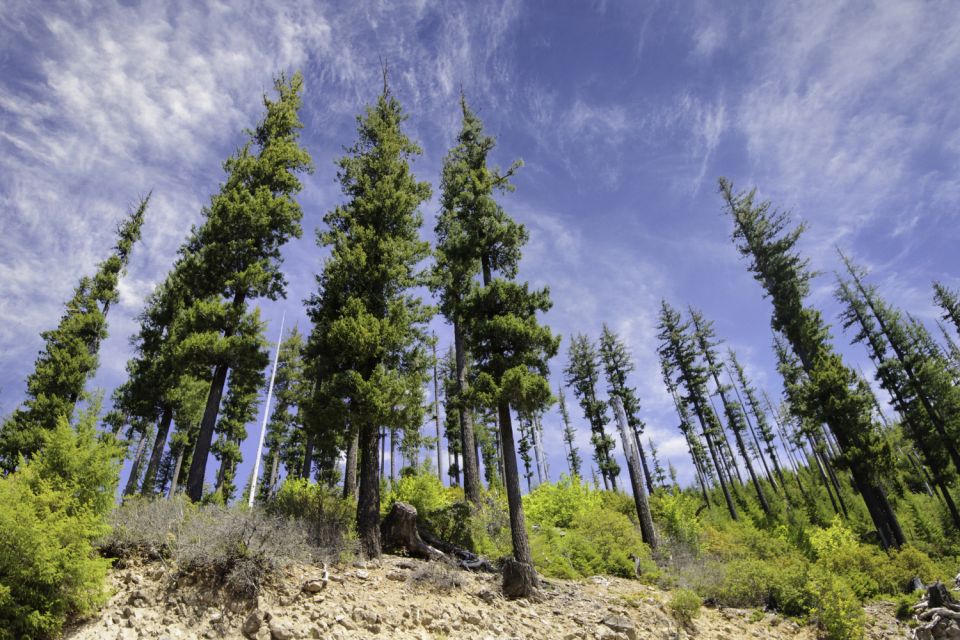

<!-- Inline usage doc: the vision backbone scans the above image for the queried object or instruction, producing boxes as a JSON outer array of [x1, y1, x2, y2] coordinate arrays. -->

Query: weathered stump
[[501, 558, 539, 599], [927, 581, 954, 609], [380, 502, 446, 561]]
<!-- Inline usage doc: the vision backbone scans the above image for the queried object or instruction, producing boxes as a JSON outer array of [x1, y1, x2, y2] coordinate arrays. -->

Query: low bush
[[268, 479, 356, 560], [531, 504, 653, 579], [524, 474, 601, 528], [807, 567, 865, 640], [0, 414, 121, 640], [381, 471, 455, 518], [668, 588, 702, 625], [696, 557, 811, 615], [407, 559, 465, 593], [650, 491, 703, 551], [174, 506, 313, 598], [101, 494, 191, 559]]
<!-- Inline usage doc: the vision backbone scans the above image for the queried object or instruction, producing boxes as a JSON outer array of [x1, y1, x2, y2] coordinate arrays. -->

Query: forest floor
[[65, 555, 913, 640]]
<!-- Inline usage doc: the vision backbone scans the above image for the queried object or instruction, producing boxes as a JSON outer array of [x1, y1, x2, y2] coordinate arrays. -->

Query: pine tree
[[306, 77, 432, 558], [558, 386, 582, 477], [456, 103, 559, 597], [934, 282, 960, 335], [773, 334, 848, 518], [212, 341, 266, 502], [432, 95, 523, 506], [564, 334, 619, 489], [657, 300, 738, 519], [258, 327, 308, 498], [0, 198, 148, 471], [690, 308, 771, 515], [599, 324, 654, 493], [180, 73, 312, 502], [440, 347, 463, 485], [728, 349, 789, 492], [836, 265, 960, 528], [648, 438, 667, 489], [719, 177, 904, 548]]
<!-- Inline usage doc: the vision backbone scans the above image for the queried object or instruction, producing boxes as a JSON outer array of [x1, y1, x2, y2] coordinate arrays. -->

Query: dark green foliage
[[599, 324, 653, 492], [658, 300, 739, 520], [934, 282, 960, 335], [0, 198, 148, 471], [306, 78, 432, 558], [431, 95, 520, 505], [557, 386, 582, 477], [836, 263, 960, 529], [565, 333, 619, 489], [719, 178, 904, 549], [182, 72, 312, 502]]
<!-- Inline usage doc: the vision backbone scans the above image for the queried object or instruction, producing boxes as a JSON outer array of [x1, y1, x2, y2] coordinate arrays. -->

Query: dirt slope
[[66, 556, 911, 640]]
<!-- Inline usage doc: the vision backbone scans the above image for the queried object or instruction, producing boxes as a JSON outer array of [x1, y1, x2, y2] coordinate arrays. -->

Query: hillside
[[66, 555, 913, 640]]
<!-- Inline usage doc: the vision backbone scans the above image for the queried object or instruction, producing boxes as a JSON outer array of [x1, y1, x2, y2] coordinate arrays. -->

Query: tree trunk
[[633, 431, 655, 495], [186, 361, 230, 502], [453, 322, 481, 504], [381, 502, 445, 560], [358, 420, 382, 558], [694, 403, 738, 520], [612, 398, 657, 549], [432, 340, 443, 484], [123, 428, 149, 497], [390, 427, 396, 483], [300, 434, 314, 480], [267, 451, 279, 498], [140, 405, 173, 495], [497, 400, 538, 597], [167, 447, 184, 498], [344, 427, 358, 499]]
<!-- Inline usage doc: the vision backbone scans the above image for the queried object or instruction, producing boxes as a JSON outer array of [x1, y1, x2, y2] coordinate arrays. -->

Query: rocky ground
[[66, 556, 913, 640]]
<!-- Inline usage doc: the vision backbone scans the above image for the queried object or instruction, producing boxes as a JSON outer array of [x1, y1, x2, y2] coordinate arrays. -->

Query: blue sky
[[1, 0, 958, 493]]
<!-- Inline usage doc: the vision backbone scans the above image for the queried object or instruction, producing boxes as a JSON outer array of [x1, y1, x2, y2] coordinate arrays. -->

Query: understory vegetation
[[91, 464, 959, 640]]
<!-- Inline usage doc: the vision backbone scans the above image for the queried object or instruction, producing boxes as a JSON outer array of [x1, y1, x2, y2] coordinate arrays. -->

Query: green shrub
[[524, 475, 601, 528], [0, 415, 121, 639], [668, 588, 701, 625], [697, 557, 811, 615], [808, 567, 865, 640], [651, 491, 702, 550], [381, 470, 454, 517], [269, 479, 356, 559], [531, 504, 652, 579]]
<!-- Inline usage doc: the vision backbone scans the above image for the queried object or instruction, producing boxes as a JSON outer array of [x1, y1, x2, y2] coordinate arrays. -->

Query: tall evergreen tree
[[306, 78, 432, 558], [564, 334, 619, 489], [690, 308, 771, 515], [934, 283, 960, 335], [180, 73, 312, 502], [455, 105, 559, 598], [720, 179, 904, 548], [255, 327, 306, 500], [836, 265, 960, 528], [432, 96, 523, 506], [658, 300, 738, 519], [0, 198, 148, 471], [599, 324, 654, 493], [728, 349, 789, 492], [557, 386, 582, 477]]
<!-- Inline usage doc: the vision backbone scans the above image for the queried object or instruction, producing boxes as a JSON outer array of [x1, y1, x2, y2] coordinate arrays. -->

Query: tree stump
[[502, 558, 539, 598], [380, 502, 446, 561], [927, 581, 954, 609]]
